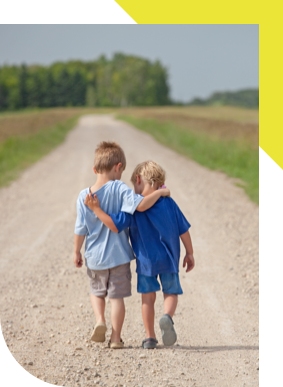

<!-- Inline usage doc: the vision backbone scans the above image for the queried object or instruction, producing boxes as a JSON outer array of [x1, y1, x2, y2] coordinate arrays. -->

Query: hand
[[73, 251, 83, 268], [84, 193, 100, 211], [159, 188, 170, 197], [183, 253, 195, 273]]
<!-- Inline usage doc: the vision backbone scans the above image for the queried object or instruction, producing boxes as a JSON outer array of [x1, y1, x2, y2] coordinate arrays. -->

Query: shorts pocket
[[87, 268, 96, 279]]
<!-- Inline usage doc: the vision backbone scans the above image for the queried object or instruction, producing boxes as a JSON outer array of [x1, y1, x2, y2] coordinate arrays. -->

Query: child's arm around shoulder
[[84, 194, 118, 233], [117, 180, 170, 214], [135, 187, 170, 212]]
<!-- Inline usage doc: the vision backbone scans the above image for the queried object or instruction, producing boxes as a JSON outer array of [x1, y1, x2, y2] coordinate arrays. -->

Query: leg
[[109, 297, 125, 343], [88, 267, 108, 323], [90, 294, 106, 323], [88, 268, 108, 342], [90, 294, 107, 342], [159, 273, 182, 346], [163, 293, 178, 318], [142, 292, 156, 339], [159, 296, 178, 346], [107, 263, 131, 344]]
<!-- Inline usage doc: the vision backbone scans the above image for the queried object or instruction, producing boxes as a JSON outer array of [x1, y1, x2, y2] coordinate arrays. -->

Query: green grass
[[118, 115, 259, 204], [0, 109, 259, 204], [0, 107, 46, 118], [0, 115, 79, 187]]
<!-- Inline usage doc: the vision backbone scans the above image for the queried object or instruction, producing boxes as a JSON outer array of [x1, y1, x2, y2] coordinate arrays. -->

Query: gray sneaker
[[142, 338, 158, 349], [159, 314, 177, 346]]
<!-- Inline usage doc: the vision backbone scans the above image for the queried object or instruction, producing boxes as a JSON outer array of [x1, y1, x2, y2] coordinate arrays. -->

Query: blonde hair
[[131, 161, 166, 187], [94, 141, 126, 173]]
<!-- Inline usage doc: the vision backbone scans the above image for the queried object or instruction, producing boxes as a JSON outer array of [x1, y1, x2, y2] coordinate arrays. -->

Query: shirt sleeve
[[173, 200, 191, 236], [74, 196, 88, 235], [119, 182, 144, 214], [110, 212, 133, 233]]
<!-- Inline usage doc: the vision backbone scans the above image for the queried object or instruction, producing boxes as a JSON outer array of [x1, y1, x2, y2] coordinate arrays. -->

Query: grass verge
[[118, 115, 258, 204], [0, 115, 80, 188]]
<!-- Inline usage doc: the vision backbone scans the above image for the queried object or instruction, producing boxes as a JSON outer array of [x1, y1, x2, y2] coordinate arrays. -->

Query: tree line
[[188, 89, 259, 109], [0, 54, 171, 111]]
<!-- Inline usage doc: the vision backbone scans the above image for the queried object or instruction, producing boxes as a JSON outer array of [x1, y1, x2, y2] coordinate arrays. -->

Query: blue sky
[[0, 25, 258, 102]]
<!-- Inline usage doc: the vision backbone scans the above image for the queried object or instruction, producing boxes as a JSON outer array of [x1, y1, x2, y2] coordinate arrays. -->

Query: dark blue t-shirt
[[110, 197, 190, 277]]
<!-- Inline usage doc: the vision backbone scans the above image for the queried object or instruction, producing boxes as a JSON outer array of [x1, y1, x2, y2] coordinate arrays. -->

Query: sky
[[0, 25, 259, 102]]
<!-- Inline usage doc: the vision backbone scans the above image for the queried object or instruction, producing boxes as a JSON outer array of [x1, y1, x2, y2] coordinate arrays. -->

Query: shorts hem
[[107, 292, 132, 299], [137, 273, 183, 295], [137, 288, 161, 294], [90, 290, 107, 297], [162, 290, 183, 295]]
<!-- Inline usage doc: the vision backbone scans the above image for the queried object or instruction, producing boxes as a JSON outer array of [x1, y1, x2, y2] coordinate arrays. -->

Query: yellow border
[[258, 20, 282, 170]]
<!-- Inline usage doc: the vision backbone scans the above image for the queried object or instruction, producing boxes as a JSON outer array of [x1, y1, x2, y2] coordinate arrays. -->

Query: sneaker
[[90, 322, 107, 342], [159, 314, 177, 346], [142, 338, 158, 349], [108, 339, 124, 349]]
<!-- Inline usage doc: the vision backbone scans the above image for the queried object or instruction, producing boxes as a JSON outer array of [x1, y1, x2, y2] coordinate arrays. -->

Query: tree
[[0, 55, 172, 111], [86, 85, 96, 107], [54, 68, 70, 106], [0, 82, 8, 111], [18, 64, 28, 108], [27, 71, 44, 107], [43, 70, 56, 107], [71, 71, 86, 106]]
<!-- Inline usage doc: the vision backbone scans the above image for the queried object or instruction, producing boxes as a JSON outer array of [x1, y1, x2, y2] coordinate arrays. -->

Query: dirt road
[[0, 115, 259, 387]]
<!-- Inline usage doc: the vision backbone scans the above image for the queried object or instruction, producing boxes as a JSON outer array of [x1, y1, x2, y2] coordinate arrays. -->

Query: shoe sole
[[90, 324, 107, 342], [109, 342, 124, 349], [159, 315, 177, 346], [143, 342, 157, 349]]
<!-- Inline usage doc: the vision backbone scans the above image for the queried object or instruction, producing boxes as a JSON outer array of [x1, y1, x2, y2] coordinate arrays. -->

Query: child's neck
[[91, 173, 115, 193], [141, 184, 158, 197]]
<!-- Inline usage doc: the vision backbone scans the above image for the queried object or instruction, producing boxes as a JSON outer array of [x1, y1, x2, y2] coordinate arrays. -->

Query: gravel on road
[[0, 115, 259, 387]]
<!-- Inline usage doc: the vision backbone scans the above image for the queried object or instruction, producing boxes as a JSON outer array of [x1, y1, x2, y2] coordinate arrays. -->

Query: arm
[[84, 194, 118, 233], [73, 234, 85, 268], [92, 207, 118, 233], [136, 187, 170, 212], [180, 230, 195, 273]]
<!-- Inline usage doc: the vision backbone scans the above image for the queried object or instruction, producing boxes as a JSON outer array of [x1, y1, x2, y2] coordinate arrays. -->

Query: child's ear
[[117, 162, 122, 171], [93, 167, 98, 174], [136, 175, 141, 185]]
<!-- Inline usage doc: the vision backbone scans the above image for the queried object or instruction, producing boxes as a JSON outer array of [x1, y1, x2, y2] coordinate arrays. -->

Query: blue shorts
[[137, 273, 183, 295]]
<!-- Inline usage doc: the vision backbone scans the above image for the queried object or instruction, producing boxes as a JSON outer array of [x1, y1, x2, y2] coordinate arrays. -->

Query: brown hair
[[131, 161, 166, 187], [94, 141, 126, 173]]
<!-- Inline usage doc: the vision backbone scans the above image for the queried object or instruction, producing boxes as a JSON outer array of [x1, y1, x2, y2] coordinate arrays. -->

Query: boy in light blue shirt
[[85, 160, 195, 349], [74, 142, 169, 349]]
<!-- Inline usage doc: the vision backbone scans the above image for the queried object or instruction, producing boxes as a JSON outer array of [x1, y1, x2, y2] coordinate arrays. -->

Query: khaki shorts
[[87, 262, 132, 299]]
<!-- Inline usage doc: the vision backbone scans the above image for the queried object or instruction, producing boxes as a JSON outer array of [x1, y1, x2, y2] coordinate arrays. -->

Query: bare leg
[[159, 294, 178, 346], [90, 294, 106, 323], [163, 294, 178, 318], [142, 292, 156, 339], [109, 298, 125, 343]]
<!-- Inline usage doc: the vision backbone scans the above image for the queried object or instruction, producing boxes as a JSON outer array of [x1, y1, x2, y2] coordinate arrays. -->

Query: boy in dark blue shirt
[[84, 161, 195, 349]]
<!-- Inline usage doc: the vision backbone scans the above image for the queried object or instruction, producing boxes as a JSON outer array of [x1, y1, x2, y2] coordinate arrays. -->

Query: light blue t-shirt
[[75, 180, 143, 270]]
